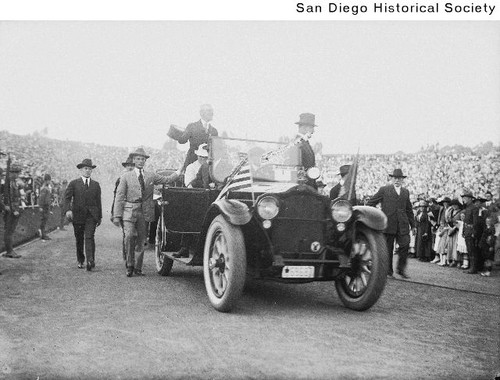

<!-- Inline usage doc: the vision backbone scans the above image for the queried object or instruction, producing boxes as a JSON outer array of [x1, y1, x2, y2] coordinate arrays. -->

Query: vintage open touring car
[[155, 136, 388, 312]]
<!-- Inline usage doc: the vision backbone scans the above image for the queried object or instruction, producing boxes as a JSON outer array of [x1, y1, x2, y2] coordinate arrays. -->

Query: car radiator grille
[[271, 195, 327, 257]]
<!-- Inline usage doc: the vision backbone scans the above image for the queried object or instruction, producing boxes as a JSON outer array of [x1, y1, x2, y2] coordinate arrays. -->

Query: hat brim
[[389, 174, 407, 178], [461, 194, 474, 199], [130, 153, 150, 159], [295, 122, 317, 127], [76, 164, 96, 169]]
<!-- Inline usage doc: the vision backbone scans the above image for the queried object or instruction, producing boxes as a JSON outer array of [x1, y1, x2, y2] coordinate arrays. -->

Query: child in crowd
[[480, 216, 496, 277], [456, 212, 468, 269], [436, 219, 450, 266]]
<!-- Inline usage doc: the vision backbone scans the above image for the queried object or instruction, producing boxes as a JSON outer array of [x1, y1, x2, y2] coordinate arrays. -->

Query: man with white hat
[[112, 147, 178, 277], [184, 143, 209, 187]]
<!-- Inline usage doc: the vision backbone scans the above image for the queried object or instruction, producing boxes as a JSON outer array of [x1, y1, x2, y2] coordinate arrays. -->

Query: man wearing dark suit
[[64, 159, 102, 271], [112, 148, 178, 277], [169, 104, 219, 173], [367, 169, 415, 278], [461, 190, 481, 274], [294, 113, 317, 188], [329, 165, 351, 200]]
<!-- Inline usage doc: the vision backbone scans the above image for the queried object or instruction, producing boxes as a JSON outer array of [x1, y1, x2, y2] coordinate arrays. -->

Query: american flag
[[216, 153, 253, 201]]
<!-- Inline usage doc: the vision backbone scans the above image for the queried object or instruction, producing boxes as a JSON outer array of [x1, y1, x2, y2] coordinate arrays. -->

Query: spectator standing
[[479, 216, 496, 277], [456, 212, 469, 269], [367, 169, 415, 278], [446, 199, 462, 267], [64, 159, 102, 271], [58, 179, 68, 230], [112, 148, 178, 277], [38, 174, 52, 241], [1, 163, 23, 258], [415, 200, 433, 262], [461, 190, 481, 274]]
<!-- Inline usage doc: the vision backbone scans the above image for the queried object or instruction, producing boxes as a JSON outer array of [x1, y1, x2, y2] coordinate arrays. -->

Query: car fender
[[353, 205, 387, 231]]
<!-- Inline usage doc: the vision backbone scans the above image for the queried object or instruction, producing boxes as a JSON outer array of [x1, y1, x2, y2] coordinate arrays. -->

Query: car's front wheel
[[335, 226, 388, 311], [155, 213, 173, 276], [203, 215, 246, 312]]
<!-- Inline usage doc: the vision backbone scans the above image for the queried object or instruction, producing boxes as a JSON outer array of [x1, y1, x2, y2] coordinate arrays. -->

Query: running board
[[163, 252, 195, 265]]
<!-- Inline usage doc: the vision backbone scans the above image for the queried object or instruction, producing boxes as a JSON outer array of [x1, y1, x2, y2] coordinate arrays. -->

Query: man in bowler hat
[[64, 159, 102, 271], [367, 169, 415, 278], [112, 147, 178, 277], [295, 113, 318, 188]]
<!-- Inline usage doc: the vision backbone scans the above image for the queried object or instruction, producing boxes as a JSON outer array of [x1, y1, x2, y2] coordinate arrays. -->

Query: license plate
[[282, 266, 315, 278]]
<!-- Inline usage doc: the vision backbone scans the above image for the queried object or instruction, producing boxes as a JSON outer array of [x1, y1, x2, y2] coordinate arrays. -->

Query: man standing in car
[[368, 169, 415, 279]]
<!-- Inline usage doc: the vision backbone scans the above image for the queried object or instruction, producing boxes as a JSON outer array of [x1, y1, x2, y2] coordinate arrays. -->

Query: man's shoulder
[[187, 120, 202, 129]]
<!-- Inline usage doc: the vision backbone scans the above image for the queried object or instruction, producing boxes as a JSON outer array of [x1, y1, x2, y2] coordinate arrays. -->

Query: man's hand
[[66, 210, 73, 222], [96, 219, 102, 227], [4, 205, 10, 213], [13, 211, 19, 217], [112, 217, 122, 227]]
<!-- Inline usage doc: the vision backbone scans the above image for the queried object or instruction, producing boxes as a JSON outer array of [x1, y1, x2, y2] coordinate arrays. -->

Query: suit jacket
[[64, 178, 102, 224], [367, 185, 414, 235], [329, 183, 341, 200], [113, 169, 175, 222], [177, 120, 218, 170], [299, 140, 315, 170]]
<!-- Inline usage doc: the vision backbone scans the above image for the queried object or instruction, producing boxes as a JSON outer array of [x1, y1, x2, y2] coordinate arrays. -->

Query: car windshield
[[209, 136, 302, 184]]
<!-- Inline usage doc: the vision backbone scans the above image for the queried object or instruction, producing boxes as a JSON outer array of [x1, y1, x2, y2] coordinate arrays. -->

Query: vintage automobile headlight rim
[[331, 200, 353, 223], [257, 196, 280, 220], [306, 167, 321, 180]]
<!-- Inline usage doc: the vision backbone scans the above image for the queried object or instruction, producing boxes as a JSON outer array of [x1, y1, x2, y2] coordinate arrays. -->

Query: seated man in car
[[185, 144, 209, 187]]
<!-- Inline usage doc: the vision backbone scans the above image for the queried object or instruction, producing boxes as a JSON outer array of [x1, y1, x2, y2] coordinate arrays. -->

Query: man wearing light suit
[[64, 159, 102, 271], [112, 148, 178, 277], [367, 169, 415, 279]]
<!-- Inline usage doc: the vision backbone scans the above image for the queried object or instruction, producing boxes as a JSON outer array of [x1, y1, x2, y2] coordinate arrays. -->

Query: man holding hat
[[38, 173, 53, 241], [1, 163, 23, 258], [64, 159, 102, 271], [111, 154, 135, 263], [169, 104, 219, 174], [330, 165, 351, 201], [112, 147, 178, 277], [368, 168, 415, 278], [184, 143, 209, 187], [461, 190, 481, 274]]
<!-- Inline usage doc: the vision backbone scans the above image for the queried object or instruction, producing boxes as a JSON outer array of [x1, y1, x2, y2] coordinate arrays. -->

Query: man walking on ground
[[64, 159, 102, 271], [368, 168, 415, 279], [112, 148, 178, 277], [1, 163, 23, 259]]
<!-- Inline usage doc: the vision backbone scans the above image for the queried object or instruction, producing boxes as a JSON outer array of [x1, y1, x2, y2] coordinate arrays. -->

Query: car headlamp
[[306, 167, 321, 180], [257, 196, 280, 220], [331, 200, 353, 223]]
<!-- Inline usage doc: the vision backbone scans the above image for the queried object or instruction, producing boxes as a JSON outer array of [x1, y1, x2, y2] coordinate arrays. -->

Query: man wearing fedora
[[461, 190, 481, 274], [368, 169, 415, 278], [38, 173, 53, 241], [112, 147, 178, 277], [64, 159, 102, 271], [1, 162, 23, 259], [330, 165, 351, 201], [111, 154, 135, 263], [168, 104, 219, 174]]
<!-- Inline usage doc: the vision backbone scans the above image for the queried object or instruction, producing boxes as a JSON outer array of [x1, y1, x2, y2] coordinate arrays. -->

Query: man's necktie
[[85, 179, 89, 189], [138, 170, 145, 194]]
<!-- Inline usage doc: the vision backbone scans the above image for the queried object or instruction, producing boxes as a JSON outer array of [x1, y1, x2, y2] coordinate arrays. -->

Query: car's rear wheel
[[335, 227, 388, 311], [203, 215, 246, 312], [155, 213, 173, 276]]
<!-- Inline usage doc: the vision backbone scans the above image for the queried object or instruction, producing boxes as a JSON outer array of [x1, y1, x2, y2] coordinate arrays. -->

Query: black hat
[[44, 174, 52, 181], [449, 199, 462, 207], [76, 158, 96, 169], [389, 168, 407, 178], [338, 165, 351, 177], [9, 163, 22, 173], [438, 197, 451, 205]]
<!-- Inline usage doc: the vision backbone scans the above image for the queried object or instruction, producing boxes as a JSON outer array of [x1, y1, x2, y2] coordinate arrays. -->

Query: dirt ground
[[0, 219, 499, 380]]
